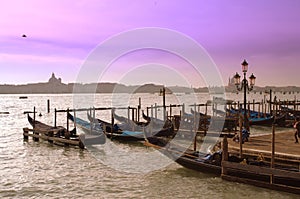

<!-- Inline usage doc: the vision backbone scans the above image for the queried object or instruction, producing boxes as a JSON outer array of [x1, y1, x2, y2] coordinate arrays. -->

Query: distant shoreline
[[2, 73, 299, 94], [0, 81, 299, 94]]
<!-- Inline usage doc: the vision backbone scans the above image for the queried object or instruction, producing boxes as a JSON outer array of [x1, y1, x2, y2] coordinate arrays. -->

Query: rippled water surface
[[0, 93, 299, 198]]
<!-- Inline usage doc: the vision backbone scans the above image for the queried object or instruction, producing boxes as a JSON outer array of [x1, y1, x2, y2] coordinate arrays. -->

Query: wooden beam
[[222, 161, 300, 179]]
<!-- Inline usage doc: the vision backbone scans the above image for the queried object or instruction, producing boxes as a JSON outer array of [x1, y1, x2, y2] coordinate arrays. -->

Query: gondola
[[27, 114, 77, 137], [87, 112, 175, 141], [280, 106, 300, 117], [226, 107, 286, 127], [145, 137, 227, 175], [249, 116, 275, 126], [190, 109, 208, 117], [188, 109, 237, 133], [129, 112, 175, 137], [113, 112, 150, 127], [249, 113, 286, 127], [228, 107, 271, 118], [142, 112, 172, 128], [145, 136, 300, 188], [87, 113, 145, 141], [67, 113, 106, 145]]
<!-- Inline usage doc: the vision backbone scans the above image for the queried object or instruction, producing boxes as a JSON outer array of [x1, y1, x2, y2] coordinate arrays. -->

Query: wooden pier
[[221, 129, 300, 194], [228, 130, 300, 158], [23, 127, 85, 149]]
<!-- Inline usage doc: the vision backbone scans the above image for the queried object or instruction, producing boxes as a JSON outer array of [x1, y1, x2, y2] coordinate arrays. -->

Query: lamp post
[[233, 60, 256, 130]]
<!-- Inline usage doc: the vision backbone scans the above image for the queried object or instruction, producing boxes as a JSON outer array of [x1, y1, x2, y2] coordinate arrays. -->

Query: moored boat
[[87, 112, 175, 141], [144, 136, 300, 190], [27, 114, 76, 137], [66, 113, 106, 145], [249, 113, 286, 127], [145, 136, 227, 175]]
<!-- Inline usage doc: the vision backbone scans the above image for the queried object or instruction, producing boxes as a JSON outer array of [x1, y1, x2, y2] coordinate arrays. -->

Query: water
[[0, 93, 299, 198]]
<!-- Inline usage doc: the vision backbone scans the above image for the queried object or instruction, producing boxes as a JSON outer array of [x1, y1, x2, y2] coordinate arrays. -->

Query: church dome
[[48, 73, 62, 84]]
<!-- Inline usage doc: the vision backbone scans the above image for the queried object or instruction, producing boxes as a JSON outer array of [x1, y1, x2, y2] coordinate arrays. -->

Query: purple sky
[[1, 0, 300, 87]]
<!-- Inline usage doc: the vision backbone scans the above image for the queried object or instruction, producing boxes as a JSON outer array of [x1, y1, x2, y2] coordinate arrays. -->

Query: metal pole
[[239, 115, 243, 158], [243, 72, 247, 129]]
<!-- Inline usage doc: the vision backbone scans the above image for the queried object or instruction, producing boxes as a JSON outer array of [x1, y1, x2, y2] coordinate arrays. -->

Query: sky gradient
[[1, 0, 300, 87]]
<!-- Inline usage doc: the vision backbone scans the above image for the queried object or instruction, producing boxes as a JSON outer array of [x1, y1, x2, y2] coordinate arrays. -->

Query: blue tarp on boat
[[121, 131, 144, 137]]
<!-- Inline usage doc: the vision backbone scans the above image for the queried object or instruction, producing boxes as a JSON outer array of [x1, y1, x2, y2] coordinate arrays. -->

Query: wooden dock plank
[[222, 161, 300, 179], [222, 175, 300, 195], [23, 129, 81, 147], [227, 130, 300, 161]]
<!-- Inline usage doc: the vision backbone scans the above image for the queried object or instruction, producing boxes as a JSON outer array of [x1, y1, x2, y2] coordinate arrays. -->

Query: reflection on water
[[0, 93, 299, 198]]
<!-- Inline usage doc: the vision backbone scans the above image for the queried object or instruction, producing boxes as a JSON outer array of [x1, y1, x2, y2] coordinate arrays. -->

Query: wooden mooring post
[[54, 108, 57, 127], [47, 99, 50, 113], [127, 106, 130, 122], [111, 108, 115, 133], [270, 124, 275, 184], [48, 131, 54, 143], [23, 128, 29, 140], [131, 108, 135, 122], [221, 135, 228, 176], [138, 97, 141, 122], [33, 106, 36, 129], [32, 106, 39, 142], [193, 103, 197, 151], [154, 103, 157, 120], [89, 108, 93, 133], [66, 108, 69, 133]]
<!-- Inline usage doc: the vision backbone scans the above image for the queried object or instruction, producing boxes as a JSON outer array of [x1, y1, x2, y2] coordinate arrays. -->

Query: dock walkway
[[227, 130, 300, 161]]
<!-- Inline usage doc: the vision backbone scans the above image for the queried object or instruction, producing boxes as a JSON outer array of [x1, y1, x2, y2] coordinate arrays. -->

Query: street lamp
[[234, 59, 256, 130]]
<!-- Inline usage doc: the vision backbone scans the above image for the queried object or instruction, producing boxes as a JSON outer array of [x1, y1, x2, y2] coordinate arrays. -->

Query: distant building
[[48, 73, 62, 84]]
